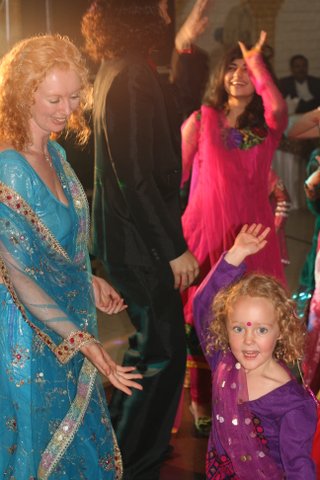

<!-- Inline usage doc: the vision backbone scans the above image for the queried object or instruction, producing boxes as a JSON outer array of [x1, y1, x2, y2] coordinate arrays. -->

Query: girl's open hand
[[235, 223, 270, 253], [225, 223, 270, 266]]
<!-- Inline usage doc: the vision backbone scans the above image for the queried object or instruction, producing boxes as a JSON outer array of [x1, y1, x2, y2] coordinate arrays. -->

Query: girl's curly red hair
[[209, 273, 305, 364]]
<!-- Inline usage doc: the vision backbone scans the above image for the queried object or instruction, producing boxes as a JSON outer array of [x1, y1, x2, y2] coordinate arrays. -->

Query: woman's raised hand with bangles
[[238, 30, 267, 58]]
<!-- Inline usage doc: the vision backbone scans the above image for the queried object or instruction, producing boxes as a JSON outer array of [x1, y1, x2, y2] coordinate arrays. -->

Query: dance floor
[[159, 388, 207, 479]]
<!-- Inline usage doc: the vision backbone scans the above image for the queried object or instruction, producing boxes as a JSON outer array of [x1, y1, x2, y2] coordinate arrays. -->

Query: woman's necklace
[[43, 150, 53, 168], [25, 146, 54, 169]]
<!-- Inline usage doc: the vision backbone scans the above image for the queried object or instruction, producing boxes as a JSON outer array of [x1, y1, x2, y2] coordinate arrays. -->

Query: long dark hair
[[203, 44, 277, 129], [81, 0, 167, 62]]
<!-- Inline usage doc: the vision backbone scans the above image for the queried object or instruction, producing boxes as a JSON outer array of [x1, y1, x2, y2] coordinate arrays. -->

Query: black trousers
[[107, 262, 186, 480]]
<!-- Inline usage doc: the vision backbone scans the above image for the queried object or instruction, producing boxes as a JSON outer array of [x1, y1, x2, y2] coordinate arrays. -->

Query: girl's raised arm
[[193, 224, 270, 366]]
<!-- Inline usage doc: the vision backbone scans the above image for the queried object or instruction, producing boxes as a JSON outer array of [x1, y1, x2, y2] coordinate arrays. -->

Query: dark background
[[20, 0, 175, 66]]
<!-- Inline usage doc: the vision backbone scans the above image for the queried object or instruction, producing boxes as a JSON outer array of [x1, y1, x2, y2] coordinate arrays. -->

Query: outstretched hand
[[175, 0, 213, 51], [239, 30, 267, 58], [81, 341, 143, 396], [234, 223, 270, 254], [225, 223, 270, 267]]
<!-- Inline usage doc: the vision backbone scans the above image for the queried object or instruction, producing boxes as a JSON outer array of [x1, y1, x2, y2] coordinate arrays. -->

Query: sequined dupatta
[[212, 352, 284, 479]]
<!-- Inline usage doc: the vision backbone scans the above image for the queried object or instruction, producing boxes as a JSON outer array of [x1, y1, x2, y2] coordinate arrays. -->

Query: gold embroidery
[[38, 359, 98, 479], [0, 157, 94, 363], [0, 182, 69, 261], [0, 256, 96, 363]]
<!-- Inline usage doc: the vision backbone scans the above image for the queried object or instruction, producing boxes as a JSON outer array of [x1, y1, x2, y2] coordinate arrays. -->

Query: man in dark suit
[[279, 54, 320, 114], [82, 1, 199, 479]]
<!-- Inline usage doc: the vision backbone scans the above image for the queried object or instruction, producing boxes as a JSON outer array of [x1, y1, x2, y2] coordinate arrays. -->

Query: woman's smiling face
[[30, 66, 81, 136], [224, 58, 255, 101]]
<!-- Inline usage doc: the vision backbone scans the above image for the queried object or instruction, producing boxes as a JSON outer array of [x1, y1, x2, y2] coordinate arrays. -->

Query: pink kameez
[[181, 52, 288, 386]]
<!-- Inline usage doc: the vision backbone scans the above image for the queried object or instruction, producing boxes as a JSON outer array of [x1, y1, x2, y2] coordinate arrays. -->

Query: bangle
[[243, 46, 261, 58], [176, 45, 193, 55], [55, 330, 96, 364]]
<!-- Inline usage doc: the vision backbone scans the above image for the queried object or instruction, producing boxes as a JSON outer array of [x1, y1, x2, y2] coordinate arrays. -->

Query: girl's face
[[226, 296, 280, 374], [30, 66, 81, 136], [224, 58, 255, 101]]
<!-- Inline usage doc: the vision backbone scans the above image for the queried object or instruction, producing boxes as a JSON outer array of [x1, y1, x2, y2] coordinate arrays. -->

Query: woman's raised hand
[[239, 30, 267, 58], [175, 0, 213, 51]]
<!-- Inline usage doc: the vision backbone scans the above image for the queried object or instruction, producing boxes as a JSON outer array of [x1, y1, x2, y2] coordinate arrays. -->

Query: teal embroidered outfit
[[0, 141, 122, 479]]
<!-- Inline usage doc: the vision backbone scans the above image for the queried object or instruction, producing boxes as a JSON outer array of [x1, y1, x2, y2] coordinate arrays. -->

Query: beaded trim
[[37, 359, 98, 479], [38, 359, 123, 478], [56, 331, 98, 365], [0, 182, 69, 260], [60, 157, 90, 242], [112, 430, 124, 479], [55, 150, 90, 266]]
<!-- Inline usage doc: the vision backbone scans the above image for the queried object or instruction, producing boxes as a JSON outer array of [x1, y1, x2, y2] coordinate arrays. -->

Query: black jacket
[[279, 75, 320, 113], [92, 54, 187, 268]]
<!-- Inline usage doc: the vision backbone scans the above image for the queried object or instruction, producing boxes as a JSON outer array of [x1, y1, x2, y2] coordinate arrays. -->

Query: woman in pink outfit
[[181, 32, 288, 428]]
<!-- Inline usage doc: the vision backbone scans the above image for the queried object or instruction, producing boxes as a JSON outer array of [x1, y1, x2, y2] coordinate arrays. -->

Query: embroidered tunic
[[193, 257, 317, 479], [0, 142, 121, 479], [181, 52, 288, 328]]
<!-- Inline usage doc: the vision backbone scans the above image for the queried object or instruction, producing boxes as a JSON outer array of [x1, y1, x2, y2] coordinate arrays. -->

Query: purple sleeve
[[279, 402, 317, 479], [193, 255, 245, 369]]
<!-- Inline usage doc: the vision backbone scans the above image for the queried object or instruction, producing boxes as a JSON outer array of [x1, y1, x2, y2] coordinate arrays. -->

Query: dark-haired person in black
[[279, 54, 320, 114], [81, 1, 199, 478]]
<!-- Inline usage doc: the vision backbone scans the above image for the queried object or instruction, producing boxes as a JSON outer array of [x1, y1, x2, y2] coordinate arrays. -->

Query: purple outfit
[[193, 257, 317, 479]]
